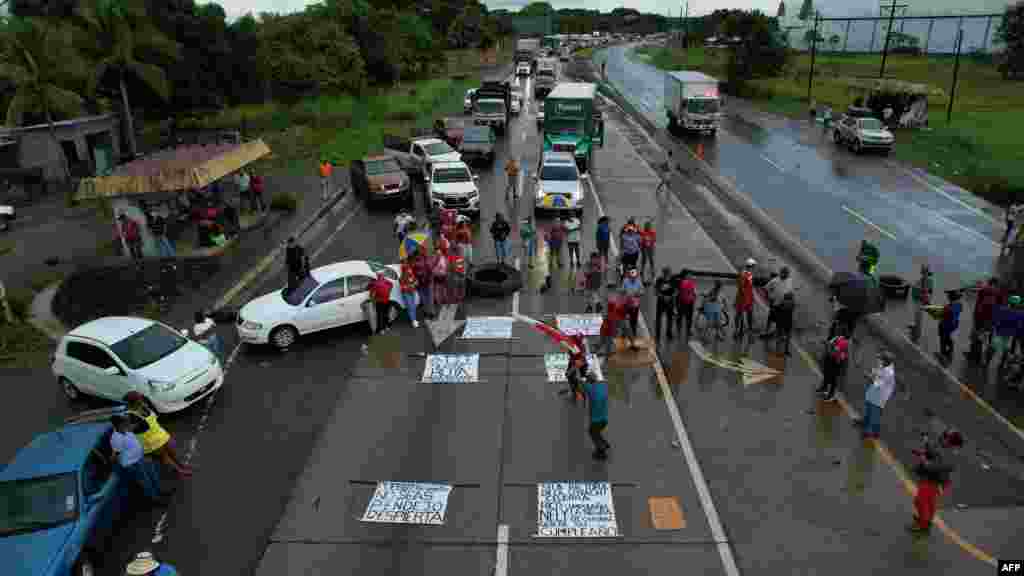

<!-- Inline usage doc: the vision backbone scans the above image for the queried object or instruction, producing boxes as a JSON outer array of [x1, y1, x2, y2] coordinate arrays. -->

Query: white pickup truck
[[383, 135, 462, 182], [425, 161, 480, 216]]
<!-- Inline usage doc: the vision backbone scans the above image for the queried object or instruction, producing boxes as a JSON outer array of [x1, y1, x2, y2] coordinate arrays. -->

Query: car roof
[[433, 161, 470, 170], [413, 138, 445, 146], [311, 260, 375, 283], [67, 316, 154, 345], [542, 151, 576, 164], [0, 421, 110, 480]]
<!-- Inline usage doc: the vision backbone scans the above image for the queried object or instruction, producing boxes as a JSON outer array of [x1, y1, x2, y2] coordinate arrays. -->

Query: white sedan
[[52, 316, 224, 413], [237, 260, 405, 350]]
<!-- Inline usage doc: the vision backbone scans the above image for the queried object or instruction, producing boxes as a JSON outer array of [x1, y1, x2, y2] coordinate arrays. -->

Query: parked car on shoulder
[[0, 418, 129, 576], [237, 260, 405, 350], [458, 126, 496, 165], [833, 114, 894, 155], [433, 117, 466, 148], [351, 154, 412, 208], [52, 316, 224, 414]]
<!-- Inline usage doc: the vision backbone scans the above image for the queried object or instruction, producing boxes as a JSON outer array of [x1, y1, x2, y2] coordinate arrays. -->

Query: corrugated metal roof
[[547, 83, 596, 100], [667, 71, 719, 84]]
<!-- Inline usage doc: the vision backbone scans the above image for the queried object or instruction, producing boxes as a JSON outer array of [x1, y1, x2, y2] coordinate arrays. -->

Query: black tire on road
[[469, 263, 523, 298]]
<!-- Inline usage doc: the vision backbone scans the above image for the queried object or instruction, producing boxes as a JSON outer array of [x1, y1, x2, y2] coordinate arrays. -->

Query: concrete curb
[[587, 57, 1024, 444]]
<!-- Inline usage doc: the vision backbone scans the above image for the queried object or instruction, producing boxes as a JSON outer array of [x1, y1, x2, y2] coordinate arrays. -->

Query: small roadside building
[[0, 114, 122, 183]]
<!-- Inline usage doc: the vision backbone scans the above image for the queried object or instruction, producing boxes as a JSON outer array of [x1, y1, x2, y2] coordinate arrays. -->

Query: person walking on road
[[654, 266, 676, 341], [909, 263, 934, 342], [584, 251, 605, 313], [640, 221, 657, 282], [285, 237, 307, 292], [448, 246, 467, 304], [150, 213, 175, 259], [619, 218, 641, 276], [585, 373, 611, 461], [504, 158, 520, 202], [938, 290, 963, 362], [110, 414, 164, 504], [566, 214, 582, 268], [118, 213, 144, 260], [596, 215, 611, 268], [969, 277, 1003, 363], [431, 238, 449, 306], [623, 268, 644, 348], [399, 258, 420, 328], [490, 212, 512, 266], [520, 215, 536, 268], [858, 350, 896, 439], [319, 158, 334, 202], [817, 327, 849, 402], [546, 219, 566, 270], [774, 293, 795, 356], [908, 427, 962, 535], [250, 172, 266, 213], [123, 392, 193, 479], [369, 272, 394, 334], [675, 269, 697, 341], [734, 258, 756, 339], [412, 251, 434, 320]]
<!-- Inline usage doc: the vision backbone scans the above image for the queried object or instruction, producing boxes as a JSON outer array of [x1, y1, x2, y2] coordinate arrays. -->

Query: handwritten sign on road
[[361, 481, 452, 525], [462, 316, 515, 339], [421, 354, 479, 383], [544, 353, 604, 383], [556, 314, 603, 336], [535, 482, 619, 538]]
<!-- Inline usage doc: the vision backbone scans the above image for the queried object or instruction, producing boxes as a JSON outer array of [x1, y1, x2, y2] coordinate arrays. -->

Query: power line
[[878, 0, 908, 79]]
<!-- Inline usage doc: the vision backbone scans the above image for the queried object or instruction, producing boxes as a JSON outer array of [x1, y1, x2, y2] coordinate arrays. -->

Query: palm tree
[[75, 0, 180, 158], [0, 17, 91, 180]]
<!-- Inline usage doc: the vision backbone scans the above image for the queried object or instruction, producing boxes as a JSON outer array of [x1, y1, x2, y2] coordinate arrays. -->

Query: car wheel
[[60, 377, 81, 401], [469, 263, 523, 298], [833, 130, 843, 144], [73, 552, 95, 576], [270, 325, 299, 351], [853, 139, 863, 154]]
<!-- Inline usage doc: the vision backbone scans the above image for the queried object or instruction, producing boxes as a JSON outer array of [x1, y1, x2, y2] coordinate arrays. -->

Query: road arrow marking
[[427, 304, 463, 347], [688, 340, 780, 386]]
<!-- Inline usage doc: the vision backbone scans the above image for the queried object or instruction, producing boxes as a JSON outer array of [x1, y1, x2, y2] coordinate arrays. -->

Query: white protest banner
[[461, 316, 515, 339], [421, 354, 479, 383], [556, 314, 603, 336], [361, 481, 452, 525], [544, 353, 604, 383], [535, 482, 619, 538]]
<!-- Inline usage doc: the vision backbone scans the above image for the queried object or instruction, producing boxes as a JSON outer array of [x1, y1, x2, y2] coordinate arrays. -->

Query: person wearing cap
[[124, 551, 179, 575], [622, 268, 644, 348], [319, 158, 333, 202], [123, 392, 193, 479], [110, 414, 164, 502], [908, 427, 962, 534], [860, 350, 896, 439], [734, 258, 756, 339], [938, 290, 963, 361], [619, 218, 642, 274]]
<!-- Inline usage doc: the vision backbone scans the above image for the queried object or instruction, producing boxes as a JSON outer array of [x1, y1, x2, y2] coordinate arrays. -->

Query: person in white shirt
[[761, 267, 794, 338], [860, 350, 896, 439], [192, 311, 224, 363], [565, 215, 582, 268], [110, 414, 163, 501], [394, 210, 415, 240]]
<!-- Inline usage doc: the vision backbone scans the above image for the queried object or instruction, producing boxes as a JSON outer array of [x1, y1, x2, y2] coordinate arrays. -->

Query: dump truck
[[534, 59, 557, 99], [471, 81, 511, 134], [665, 70, 722, 135], [540, 82, 604, 174]]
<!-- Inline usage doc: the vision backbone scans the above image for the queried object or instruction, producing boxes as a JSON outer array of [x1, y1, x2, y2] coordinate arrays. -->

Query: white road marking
[[760, 154, 784, 172], [512, 257, 521, 314], [885, 159, 1001, 228], [522, 132, 527, 142], [586, 174, 740, 576], [841, 204, 897, 241], [495, 523, 510, 576]]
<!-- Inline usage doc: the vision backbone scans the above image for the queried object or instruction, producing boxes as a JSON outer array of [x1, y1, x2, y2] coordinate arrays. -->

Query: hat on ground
[[745, 258, 756, 267], [125, 552, 160, 575]]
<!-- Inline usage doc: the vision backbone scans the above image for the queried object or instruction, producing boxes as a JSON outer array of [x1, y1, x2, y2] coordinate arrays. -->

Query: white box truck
[[665, 71, 722, 135]]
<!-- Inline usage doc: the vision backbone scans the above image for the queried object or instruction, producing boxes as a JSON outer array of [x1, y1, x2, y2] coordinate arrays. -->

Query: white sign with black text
[[360, 481, 453, 525], [556, 314, 603, 336], [544, 353, 604, 383], [461, 316, 515, 339], [535, 482, 619, 538]]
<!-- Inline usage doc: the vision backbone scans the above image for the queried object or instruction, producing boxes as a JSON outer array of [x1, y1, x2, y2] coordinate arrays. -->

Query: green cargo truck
[[541, 83, 604, 174]]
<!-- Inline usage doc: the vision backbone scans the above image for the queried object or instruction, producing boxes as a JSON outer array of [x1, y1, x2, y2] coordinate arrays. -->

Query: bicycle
[[695, 293, 730, 342]]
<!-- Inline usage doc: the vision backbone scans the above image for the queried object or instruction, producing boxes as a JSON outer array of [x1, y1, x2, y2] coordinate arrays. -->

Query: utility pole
[[947, 29, 963, 124], [878, 0, 908, 78], [807, 12, 819, 102]]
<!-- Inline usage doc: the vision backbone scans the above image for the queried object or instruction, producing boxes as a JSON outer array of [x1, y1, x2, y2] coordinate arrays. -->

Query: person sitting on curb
[[123, 392, 194, 479]]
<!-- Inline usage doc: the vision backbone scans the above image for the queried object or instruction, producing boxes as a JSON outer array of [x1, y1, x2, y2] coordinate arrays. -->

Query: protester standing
[[970, 277, 1002, 362], [600, 291, 625, 356], [584, 373, 611, 460], [448, 246, 467, 304], [250, 172, 266, 212], [734, 258, 756, 338], [490, 212, 512, 266], [399, 258, 420, 328], [118, 213, 144, 260], [546, 219, 565, 270], [285, 237, 306, 291], [369, 272, 394, 334], [504, 158, 520, 201], [520, 215, 536, 268], [150, 213, 175, 259], [761, 267, 793, 338], [774, 293, 796, 356], [319, 158, 333, 202], [623, 268, 643, 348], [938, 290, 963, 361], [654, 266, 676, 341], [860, 350, 896, 439], [566, 214, 582, 268], [110, 414, 163, 503], [619, 218, 641, 274], [908, 428, 962, 534], [454, 216, 473, 267], [817, 328, 849, 402], [123, 392, 193, 479], [675, 269, 697, 340], [413, 251, 434, 319], [584, 252, 604, 313], [431, 240, 449, 306], [596, 215, 611, 268], [640, 221, 656, 282]]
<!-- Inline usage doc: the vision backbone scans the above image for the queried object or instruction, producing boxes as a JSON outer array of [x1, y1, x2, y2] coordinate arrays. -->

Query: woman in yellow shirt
[[123, 392, 193, 478]]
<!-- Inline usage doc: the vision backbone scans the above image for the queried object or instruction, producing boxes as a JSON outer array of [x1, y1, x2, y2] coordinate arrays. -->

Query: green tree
[[0, 17, 91, 179], [997, 1, 1024, 79], [797, 0, 813, 21], [519, 2, 553, 17], [74, 0, 180, 157], [803, 29, 823, 45], [259, 11, 366, 96]]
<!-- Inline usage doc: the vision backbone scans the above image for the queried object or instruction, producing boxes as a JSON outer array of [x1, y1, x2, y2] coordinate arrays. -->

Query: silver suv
[[534, 152, 583, 216]]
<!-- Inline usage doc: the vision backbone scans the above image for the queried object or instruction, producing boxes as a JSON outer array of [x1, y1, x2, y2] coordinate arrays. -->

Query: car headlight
[[536, 185, 545, 199], [148, 379, 176, 393], [242, 320, 262, 330], [469, 189, 479, 198]]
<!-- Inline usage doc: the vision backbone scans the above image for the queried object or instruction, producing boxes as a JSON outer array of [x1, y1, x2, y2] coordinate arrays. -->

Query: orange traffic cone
[[696, 142, 705, 160]]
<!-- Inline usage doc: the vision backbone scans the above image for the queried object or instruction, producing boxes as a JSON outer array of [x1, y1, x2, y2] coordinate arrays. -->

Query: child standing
[[703, 280, 726, 342]]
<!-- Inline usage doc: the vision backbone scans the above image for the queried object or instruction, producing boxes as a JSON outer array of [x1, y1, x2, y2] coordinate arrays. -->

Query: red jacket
[[678, 278, 696, 305], [120, 219, 140, 242], [455, 225, 472, 245], [736, 271, 754, 310], [641, 229, 656, 249], [251, 175, 265, 195], [448, 252, 466, 275], [369, 277, 393, 303]]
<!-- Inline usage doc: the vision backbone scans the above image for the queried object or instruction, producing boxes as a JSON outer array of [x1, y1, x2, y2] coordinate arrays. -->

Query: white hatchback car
[[237, 260, 405, 350], [52, 316, 224, 413]]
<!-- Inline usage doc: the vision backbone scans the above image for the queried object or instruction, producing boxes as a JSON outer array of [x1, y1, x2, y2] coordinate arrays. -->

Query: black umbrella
[[830, 271, 885, 315]]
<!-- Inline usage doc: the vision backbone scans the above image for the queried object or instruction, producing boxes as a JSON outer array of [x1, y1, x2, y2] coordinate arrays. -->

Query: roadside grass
[[630, 45, 1024, 202], [0, 287, 51, 368]]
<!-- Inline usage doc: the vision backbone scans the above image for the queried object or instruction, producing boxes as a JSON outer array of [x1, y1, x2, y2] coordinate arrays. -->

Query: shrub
[[3, 289, 32, 323], [270, 191, 299, 212]]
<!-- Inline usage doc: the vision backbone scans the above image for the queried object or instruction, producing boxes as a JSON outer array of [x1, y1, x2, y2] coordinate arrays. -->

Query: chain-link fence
[[785, 12, 1005, 55]]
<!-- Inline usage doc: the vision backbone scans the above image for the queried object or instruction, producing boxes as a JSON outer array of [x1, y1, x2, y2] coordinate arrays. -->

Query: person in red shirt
[[399, 259, 420, 328], [454, 217, 473, 267], [117, 213, 143, 260], [431, 238, 449, 305], [675, 269, 697, 340], [970, 277, 1004, 362], [600, 291, 626, 356], [734, 258, 756, 339], [250, 173, 266, 212], [369, 272, 394, 334], [448, 247, 467, 304], [640, 221, 657, 282]]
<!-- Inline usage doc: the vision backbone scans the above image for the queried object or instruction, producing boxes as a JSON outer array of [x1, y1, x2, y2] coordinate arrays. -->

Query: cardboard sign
[[648, 496, 685, 530], [421, 354, 479, 383], [361, 481, 452, 525], [535, 482, 619, 538], [461, 316, 515, 339]]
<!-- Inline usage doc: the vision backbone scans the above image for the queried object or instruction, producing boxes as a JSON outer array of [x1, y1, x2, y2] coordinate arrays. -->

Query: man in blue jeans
[[110, 414, 165, 503], [585, 373, 610, 460], [859, 350, 896, 439], [490, 212, 511, 265]]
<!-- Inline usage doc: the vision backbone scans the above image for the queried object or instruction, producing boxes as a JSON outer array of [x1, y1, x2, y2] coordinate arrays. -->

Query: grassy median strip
[[631, 45, 1024, 203]]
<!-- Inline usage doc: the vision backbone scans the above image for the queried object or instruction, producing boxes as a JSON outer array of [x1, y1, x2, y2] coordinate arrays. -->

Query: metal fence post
[[948, 29, 963, 124], [844, 20, 852, 52], [924, 18, 934, 54]]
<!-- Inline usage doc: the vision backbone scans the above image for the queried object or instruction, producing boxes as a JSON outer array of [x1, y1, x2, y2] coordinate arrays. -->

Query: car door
[[86, 345, 133, 400], [341, 274, 374, 325], [63, 341, 100, 394], [296, 278, 348, 333], [80, 446, 118, 549], [65, 341, 123, 398]]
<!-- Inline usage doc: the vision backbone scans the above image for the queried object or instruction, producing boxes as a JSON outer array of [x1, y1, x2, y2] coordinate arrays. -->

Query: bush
[[270, 191, 299, 212], [3, 289, 32, 323]]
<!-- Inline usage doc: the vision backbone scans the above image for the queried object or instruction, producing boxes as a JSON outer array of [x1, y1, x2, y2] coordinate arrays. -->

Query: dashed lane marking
[[884, 159, 1001, 228], [760, 154, 784, 172], [841, 204, 898, 241]]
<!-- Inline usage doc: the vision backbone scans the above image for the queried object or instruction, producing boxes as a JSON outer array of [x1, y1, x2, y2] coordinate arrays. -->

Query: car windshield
[[476, 101, 505, 114], [546, 119, 584, 135], [110, 323, 187, 370], [283, 274, 320, 306], [365, 159, 402, 175], [687, 99, 720, 114], [463, 128, 491, 143], [860, 118, 883, 131], [541, 163, 578, 181], [434, 168, 472, 183], [0, 474, 77, 536], [424, 142, 454, 156]]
